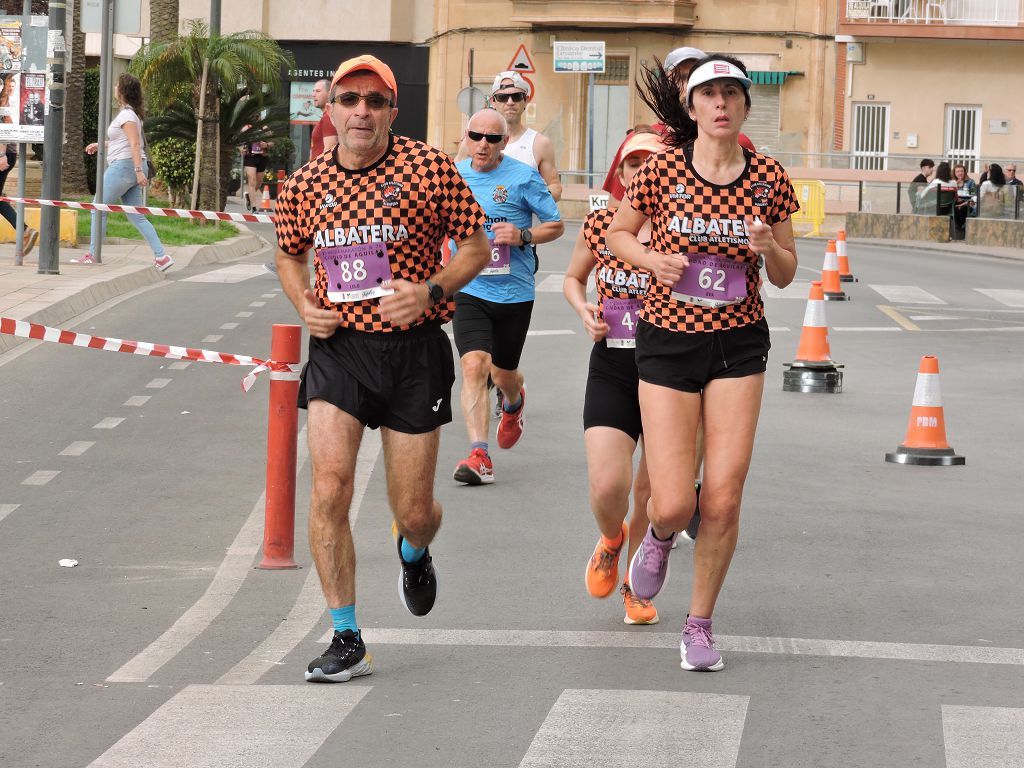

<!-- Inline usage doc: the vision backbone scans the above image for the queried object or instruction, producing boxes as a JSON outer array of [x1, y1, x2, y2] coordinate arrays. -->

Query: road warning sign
[[508, 44, 535, 74]]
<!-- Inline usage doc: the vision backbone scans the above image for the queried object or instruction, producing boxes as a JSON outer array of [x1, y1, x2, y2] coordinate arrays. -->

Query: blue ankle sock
[[503, 393, 522, 413], [329, 604, 358, 636], [471, 441, 489, 454], [400, 538, 426, 563]]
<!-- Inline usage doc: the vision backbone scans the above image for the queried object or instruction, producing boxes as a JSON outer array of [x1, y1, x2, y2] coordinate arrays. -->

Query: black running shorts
[[635, 317, 770, 394], [452, 292, 534, 371], [583, 342, 643, 442], [243, 155, 268, 173], [298, 322, 455, 434]]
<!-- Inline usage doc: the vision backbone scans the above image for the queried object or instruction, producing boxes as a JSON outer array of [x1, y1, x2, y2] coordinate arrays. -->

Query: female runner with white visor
[[607, 55, 799, 671]]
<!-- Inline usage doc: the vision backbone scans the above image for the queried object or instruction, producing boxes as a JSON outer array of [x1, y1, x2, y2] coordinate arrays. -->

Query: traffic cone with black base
[[837, 229, 857, 282], [885, 355, 965, 466], [822, 240, 849, 301], [782, 281, 843, 393]]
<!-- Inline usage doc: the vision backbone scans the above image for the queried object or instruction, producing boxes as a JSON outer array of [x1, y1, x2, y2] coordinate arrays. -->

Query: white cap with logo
[[491, 71, 529, 95], [663, 46, 706, 73], [685, 59, 752, 104]]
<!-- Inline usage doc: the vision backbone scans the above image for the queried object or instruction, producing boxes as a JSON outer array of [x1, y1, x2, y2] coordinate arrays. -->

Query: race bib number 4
[[480, 239, 511, 276], [321, 243, 394, 303], [671, 253, 748, 308], [603, 297, 641, 348]]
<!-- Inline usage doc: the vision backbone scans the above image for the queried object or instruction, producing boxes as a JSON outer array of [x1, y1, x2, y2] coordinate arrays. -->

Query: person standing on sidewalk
[[0, 142, 38, 256], [274, 55, 490, 683], [308, 79, 337, 161], [79, 73, 171, 271], [450, 108, 563, 485], [608, 55, 799, 672]]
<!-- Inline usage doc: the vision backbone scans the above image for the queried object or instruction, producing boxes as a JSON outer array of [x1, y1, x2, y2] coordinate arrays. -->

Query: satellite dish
[[457, 86, 488, 116]]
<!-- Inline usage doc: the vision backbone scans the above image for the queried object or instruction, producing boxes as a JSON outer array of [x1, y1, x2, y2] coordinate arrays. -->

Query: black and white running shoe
[[305, 629, 373, 683], [396, 535, 438, 617]]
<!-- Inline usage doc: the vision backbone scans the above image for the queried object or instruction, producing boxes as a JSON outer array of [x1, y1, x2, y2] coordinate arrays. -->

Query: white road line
[[767, 326, 791, 332], [248, 301, 266, 308], [179, 264, 268, 284], [22, 471, 59, 486], [86, 684, 369, 768], [869, 285, 946, 304], [260, 293, 276, 299], [219, 323, 239, 330], [942, 705, 1024, 768], [909, 315, 963, 321], [975, 288, 1024, 308], [60, 441, 95, 456], [833, 327, 902, 332], [0, 503, 20, 522], [146, 378, 172, 389], [528, 329, 575, 336], [124, 396, 151, 407], [326, 628, 1024, 666], [94, 417, 125, 429], [236, 311, 253, 318], [536, 274, 595, 292], [201, 335, 223, 343], [107, 426, 311, 684], [218, 429, 381, 685], [519, 689, 748, 768], [764, 281, 812, 299], [168, 362, 191, 370]]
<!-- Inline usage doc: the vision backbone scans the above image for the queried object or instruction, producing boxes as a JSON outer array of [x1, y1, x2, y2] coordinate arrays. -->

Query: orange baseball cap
[[620, 131, 667, 163], [331, 55, 398, 98]]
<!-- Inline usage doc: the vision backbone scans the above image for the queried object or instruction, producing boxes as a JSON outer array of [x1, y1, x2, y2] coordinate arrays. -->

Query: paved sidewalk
[[0, 228, 267, 354]]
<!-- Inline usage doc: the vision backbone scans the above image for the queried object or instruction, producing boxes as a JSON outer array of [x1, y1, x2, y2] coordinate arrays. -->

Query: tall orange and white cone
[[783, 281, 843, 393], [260, 185, 272, 211], [822, 240, 849, 301], [885, 355, 965, 465], [836, 229, 857, 283]]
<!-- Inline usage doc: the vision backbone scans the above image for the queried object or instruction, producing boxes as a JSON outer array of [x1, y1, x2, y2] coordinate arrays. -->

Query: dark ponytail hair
[[636, 58, 695, 148], [117, 73, 145, 119]]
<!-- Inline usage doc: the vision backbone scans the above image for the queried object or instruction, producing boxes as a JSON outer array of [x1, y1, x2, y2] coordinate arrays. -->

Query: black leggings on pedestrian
[[0, 159, 16, 229]]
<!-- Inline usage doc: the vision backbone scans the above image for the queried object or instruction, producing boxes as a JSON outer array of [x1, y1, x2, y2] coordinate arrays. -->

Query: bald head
[[468, 108, 508, 136], [465, 108, 509, 172]]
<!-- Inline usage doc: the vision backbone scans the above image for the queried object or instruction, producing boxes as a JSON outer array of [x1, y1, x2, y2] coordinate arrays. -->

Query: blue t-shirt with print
[[455, 154, 561, 304]]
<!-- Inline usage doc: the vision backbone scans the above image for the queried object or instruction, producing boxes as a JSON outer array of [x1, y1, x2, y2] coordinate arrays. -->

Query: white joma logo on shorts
[[432, 398, 443, 412]]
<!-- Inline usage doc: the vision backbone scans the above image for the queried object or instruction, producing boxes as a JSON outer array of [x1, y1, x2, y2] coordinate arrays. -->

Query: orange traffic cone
[[836, 229, 857, 283], [782, 280, 844, 393], [821, 240, 849, 301], [885, 356, 965, 465], [260, 186, 272, 211]]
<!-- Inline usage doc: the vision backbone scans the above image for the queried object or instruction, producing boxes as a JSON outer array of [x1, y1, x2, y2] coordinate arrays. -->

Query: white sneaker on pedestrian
[[154, 255, 174, 272]]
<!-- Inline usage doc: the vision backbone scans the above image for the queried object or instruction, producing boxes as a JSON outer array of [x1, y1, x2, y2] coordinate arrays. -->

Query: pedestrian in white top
[[79, 73, 172, 271]]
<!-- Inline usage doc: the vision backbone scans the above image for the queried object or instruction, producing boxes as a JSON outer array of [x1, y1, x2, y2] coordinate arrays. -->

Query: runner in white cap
[[607, 54, 799, 672]]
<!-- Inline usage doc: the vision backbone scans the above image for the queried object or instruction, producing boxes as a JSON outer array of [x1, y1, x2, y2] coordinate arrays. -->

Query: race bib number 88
[[321, 243, 394, 303]]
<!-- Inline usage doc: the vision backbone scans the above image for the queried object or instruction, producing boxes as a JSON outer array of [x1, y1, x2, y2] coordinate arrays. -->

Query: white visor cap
[[663, 46, 706, 73], [685, 60, 752, 104]]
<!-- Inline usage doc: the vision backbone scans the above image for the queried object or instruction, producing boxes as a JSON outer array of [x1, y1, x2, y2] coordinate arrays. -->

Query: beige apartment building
[[174, 0, 1023, 178]]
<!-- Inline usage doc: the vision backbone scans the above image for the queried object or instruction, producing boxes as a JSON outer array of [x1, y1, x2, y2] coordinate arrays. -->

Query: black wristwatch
[[425, 279, 445, 306], [520, 227, 533, 245]]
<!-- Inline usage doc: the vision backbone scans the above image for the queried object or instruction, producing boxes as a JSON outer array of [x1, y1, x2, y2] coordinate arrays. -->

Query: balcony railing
[[846, 0, 1023, 24]]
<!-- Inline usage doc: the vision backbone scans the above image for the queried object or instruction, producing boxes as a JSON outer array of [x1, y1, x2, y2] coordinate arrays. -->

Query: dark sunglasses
[[332, 91, 394, 109], [491, 92, 526, 104], [467, 130, 504, 144]]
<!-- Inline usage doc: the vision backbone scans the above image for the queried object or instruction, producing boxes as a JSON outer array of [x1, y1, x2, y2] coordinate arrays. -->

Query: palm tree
[[62, 0, 89, 194], [149, 0, 179, 45], [129, 19, 293, 212]]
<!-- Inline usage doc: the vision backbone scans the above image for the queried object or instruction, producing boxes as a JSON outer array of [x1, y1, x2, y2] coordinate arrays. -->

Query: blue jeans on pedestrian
[[89, 159, 165, 258]]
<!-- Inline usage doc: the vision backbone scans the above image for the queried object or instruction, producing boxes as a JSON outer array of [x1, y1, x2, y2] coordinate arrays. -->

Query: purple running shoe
[[680, 616, 724, 671], [627, 525, 676, 600]]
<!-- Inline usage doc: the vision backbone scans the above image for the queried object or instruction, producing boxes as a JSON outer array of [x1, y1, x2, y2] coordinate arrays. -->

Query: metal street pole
[[38, 0, 68, 274], [92, 0, 114, 264], [587, 72, 594, 186], [210, 0, 220, 35], [12, 0, 31, 267]]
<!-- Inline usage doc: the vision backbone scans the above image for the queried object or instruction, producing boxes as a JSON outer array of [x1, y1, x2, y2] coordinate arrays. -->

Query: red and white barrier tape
[[0, 196, 275, 224], [0, 316, 301, 392]]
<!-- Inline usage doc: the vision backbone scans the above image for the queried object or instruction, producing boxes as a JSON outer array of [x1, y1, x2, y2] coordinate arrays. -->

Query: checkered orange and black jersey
[[625, 146, 799, 333], [583, 208, 653, 318], [274, 135, 485, 333]]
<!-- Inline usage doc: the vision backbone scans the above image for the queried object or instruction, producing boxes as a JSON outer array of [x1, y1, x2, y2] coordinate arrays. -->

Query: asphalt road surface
[[1, 230, 1022, 768]]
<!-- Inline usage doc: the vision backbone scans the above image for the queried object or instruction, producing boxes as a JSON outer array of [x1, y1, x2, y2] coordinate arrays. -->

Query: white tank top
[[503, 128, 538, 169]]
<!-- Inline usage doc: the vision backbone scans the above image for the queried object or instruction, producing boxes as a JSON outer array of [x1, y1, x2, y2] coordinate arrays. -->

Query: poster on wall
[[289, 80, 321, 125], [0, 15, 47, 141]]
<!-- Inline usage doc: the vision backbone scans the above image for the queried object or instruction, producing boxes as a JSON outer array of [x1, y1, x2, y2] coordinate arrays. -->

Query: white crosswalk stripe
[[764, 280, 812, 299], [518, 689, 748, 767], [86, 684, 369, 768], [975, 288, 1024, 307], [537, 273, 595, 292], [869, 285, 946, 304], [180, 265, 269, 283], [942, 705, 1024, 768]]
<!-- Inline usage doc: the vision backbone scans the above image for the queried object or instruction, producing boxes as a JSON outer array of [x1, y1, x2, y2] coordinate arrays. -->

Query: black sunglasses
[[492, 92, 526, 104], [467, 130, 504, 144], [332, 91, 394, 109]]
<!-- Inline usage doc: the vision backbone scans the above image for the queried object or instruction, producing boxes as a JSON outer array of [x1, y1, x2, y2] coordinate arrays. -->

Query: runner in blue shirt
[[452, 108, 563, 485]]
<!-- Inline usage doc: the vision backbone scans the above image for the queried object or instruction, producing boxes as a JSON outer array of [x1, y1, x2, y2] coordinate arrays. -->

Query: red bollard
[[258, 324, 302, 569]]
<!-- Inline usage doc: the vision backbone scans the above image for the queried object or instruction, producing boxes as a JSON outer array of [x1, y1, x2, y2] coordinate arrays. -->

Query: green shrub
[[265, 135, 295, 171], [84, 67, 99, 194], [149, 138, 196, 208]]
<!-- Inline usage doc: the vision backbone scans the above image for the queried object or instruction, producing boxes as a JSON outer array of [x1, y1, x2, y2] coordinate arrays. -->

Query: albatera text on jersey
[[314, 224, 410, 250]]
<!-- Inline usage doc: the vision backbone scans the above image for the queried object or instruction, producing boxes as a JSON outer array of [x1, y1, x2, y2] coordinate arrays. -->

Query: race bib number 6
[[321, 242, 394, 303], [603, 297, 641, 348], [671, 253, 749, 308], [481, 239, 511, 276]]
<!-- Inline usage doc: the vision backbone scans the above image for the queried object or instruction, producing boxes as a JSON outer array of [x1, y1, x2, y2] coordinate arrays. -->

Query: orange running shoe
[[584, 521, 628, 598], [621, 581, 659, 625], [496, 386, 525, 449]]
